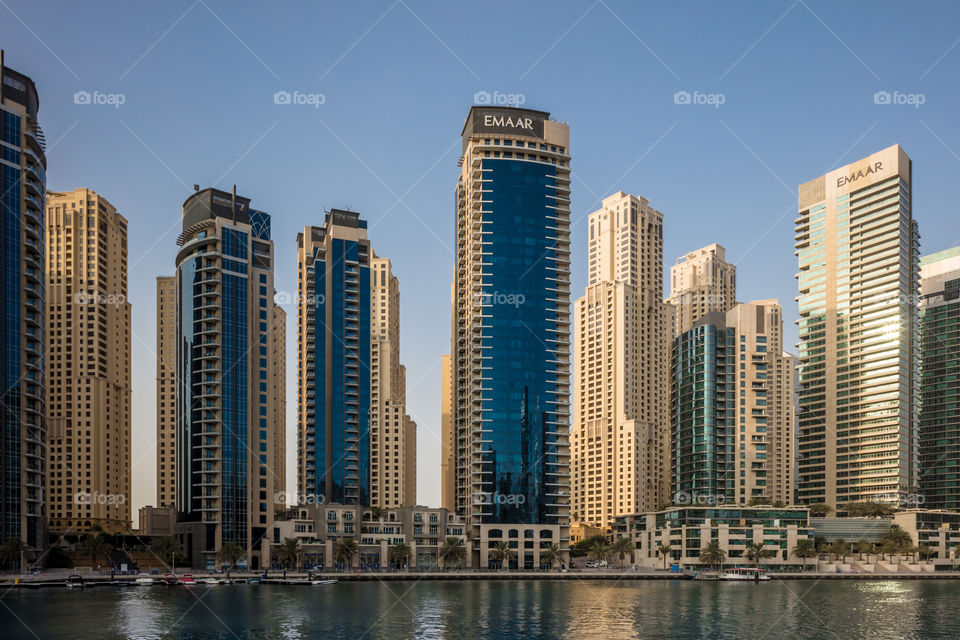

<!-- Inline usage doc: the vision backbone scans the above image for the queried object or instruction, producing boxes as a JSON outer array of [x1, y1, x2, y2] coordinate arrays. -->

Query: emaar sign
[[471, 108, 545, 138]]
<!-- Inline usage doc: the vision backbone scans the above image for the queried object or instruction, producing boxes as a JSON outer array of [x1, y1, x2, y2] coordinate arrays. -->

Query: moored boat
[[180, 574, 197, 587], [310, 579, 338, 585], [135, 574, 155, 585], [65, 574, 85, 588], [720, 568, 771, 581]]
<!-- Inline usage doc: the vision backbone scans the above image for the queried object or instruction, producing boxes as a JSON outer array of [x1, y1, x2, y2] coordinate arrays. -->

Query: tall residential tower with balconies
[[451, 106, 571, 568], [174, 187, 284, 570], [572, 191, 670, 528], [0, 52, 47, 549], [795, 144, 920, 507], [45, 189, 131, 534]]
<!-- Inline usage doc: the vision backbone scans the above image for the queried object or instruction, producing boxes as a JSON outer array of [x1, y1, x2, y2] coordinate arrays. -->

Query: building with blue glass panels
[[173, 187, 284, 570], [450, 106, 571, 569], [0, 52, 47, 550]]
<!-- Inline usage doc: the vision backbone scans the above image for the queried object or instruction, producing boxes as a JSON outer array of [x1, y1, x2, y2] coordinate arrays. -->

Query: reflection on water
[[3, 579, 960, 639]]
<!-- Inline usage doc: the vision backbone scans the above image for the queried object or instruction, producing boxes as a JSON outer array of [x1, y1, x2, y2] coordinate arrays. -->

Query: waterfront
[[2, 579, 960, 639]]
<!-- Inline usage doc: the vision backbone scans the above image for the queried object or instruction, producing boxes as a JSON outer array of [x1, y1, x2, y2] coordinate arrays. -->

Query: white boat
[[721, 568, 771, 581], [65, 574, 85, 588], [310, 579, 338, 585], [134, 575, 155, 585], [201, 578, 220, 585]]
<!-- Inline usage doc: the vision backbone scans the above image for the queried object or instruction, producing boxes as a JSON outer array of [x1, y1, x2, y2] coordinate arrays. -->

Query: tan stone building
[[370, 256, 416, 508], [726, 300, 797, 505], [156, 276, 176, 508], [667, 243, 737, 335], [796, 144, 920, 507], [46, 189, 131, 533], [572, 191, 671, 528], [440, 353, 455, 511]]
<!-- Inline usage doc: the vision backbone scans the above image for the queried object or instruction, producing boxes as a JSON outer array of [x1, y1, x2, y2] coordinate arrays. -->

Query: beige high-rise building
[[370, 256, 416, 508], [271, 306, 287, 500], [440, 353, 455, 511], [796, 144, 920, 507], [668, 243, 737, 335], [572, 191, 670, 528], [156, 276, 176, 508], [726, 300, 796, 505], [46, 189, 131, 533]]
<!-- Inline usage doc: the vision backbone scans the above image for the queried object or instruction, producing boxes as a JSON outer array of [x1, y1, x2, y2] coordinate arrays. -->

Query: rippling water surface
[[3, 579, 960, 639]]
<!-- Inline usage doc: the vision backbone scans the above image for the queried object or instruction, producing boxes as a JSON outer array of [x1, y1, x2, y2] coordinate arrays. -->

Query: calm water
[[1, 579, 959, 639]]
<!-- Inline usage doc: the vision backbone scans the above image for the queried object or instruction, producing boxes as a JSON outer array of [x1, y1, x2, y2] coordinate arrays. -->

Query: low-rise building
[[138, 505, 177, 536], [894, 510, 960, 567], [614, 506, 813, 570], [272, 504, 470, 570], [570, 522, 607, 544]]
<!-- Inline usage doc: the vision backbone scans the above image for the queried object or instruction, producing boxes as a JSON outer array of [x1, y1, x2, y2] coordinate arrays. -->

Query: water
[[2, 579, 959, 639]]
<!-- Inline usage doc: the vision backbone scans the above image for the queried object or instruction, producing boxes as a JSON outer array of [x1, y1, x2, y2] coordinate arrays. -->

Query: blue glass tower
[[452, 107, 571, 568], [0, 53, 46, 549], [298, 211, 371, 506], [175, 187, 281, 570]]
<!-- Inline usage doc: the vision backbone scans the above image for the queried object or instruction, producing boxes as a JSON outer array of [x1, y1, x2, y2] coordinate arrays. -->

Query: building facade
[[918, 246, 960, 509], [451, 106, 571, 568], [174, 187, 283, 570], [45, 189, 131, 534], [572, 191, 670, 528], [0, 53, 47, 548], [440, 353, 455, 511], [615, 506, 813, 570], [297, 211, 415, 510], [796, 144, 921, 507], [667, 243, 737, 336], [672, 301, 797, 507], [156, 276, 177, 508]]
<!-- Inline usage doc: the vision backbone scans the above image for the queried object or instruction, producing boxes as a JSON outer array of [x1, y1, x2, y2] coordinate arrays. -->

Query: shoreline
[[6, 570, 960, 587]]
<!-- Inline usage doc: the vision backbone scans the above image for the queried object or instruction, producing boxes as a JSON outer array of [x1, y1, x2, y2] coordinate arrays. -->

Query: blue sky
[[3, 1, 959, 516]]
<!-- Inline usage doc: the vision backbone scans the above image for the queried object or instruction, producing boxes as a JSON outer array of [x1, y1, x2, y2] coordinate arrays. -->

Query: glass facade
[[474, 158, 565, 525], [0, 71, 46, 547], [919, 272, 960, 508], [307, 234, 371, 505], [672, 322, 736, 504]]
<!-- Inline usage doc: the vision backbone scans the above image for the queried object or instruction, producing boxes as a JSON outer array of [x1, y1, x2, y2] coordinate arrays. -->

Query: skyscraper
[[175, 187, 283, 570], [671, 301, 797, 507], [440, 353, 455, 511], [156, 276, 177, 508], [46, 189, 131, 534], [297, 210, 416, 509], [667, 243, 737, 336], [571, 191, 670, 528], [796, 144, 920, 507], [918, 246, 960, 509], [0, 52, 47, 548], [451, 106, 570, 568]]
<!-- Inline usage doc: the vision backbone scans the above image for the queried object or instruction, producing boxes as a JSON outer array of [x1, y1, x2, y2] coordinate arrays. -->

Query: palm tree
[[217, 541, 244, 571], [917, 543, 933, 561], [885, 525, 912, 554], [335, 538, 358, 569], [0, 538, 31, 572], [150, 536, 183, 573], [540, 543, 562, 571], [791, 538, 817, 572], [438, 537, 465, 570], [655, 541, 673, 571], [831, 538, 851, 564], [489, 541, 513, 571], [881, 540, 898, 562], [952, 544, 960, 563], [611, 537, 633, 568], [587, 540, 611, 569], [78, 532, 113, 569], [276, 537, 303, 571], [389, 542, 411, 569], [699, 541, 726, 571], [745, 541, 772, 570]]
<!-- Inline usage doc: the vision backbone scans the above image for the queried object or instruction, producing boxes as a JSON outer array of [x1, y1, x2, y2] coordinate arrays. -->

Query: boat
[[720, 568, 771, 581], [134, 574, 155, 585], [180, 574, 197, 587], [162, 574, 180, 586], [310, 579, 338, 585], [246, 577, 261, 584], [201, 577, 220, 585], [65, 574, 85, 588], [692, 570, 721, 581]]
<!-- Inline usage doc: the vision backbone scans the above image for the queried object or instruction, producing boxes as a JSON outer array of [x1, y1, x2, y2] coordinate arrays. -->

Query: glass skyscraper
[[0, 52, 46, 549], [796, 144, 920, 507], [450, 106, 571, 569], [174, 187, 284, 570], [919, 246, 960, 508], [297, 210, 372, 506]]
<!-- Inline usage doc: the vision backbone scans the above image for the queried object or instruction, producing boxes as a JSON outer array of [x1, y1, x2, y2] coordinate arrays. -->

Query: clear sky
[[3, 1, 959, 519]]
